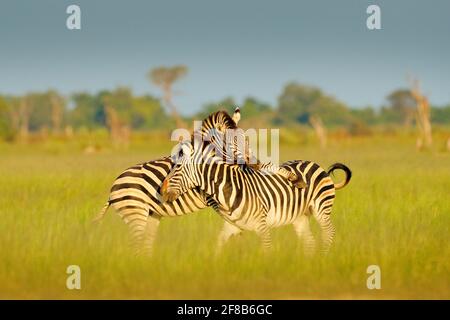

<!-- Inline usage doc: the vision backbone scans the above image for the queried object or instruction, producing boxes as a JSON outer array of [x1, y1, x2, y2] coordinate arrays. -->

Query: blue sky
[[1, 0, 449, 114]]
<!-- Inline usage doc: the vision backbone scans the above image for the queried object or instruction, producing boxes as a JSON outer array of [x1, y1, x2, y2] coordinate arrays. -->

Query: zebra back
[[109, 157, 208, 220], [281, 160, 336, 215]]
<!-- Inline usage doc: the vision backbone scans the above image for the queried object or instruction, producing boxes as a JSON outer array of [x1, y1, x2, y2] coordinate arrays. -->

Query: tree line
[[1, 68, 450, 142]]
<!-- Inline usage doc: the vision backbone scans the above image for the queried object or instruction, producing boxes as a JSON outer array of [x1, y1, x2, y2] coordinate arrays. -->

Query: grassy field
[[0, 135, 449, 299]]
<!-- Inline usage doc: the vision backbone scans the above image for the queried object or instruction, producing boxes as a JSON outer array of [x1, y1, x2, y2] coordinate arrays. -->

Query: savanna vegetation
[[1, 66, 450, 145], [0, 66, 449, 299], [0, 134, 449, 299]]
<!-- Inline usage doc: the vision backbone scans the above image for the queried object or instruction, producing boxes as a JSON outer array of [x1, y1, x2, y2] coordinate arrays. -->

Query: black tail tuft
[[327, 163, 352, 190]]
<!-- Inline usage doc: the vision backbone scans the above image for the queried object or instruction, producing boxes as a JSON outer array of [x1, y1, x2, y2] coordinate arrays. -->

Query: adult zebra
[[94, 109, 304, 255], [161, 133, 352, 254], [94, 109, 243, 256]]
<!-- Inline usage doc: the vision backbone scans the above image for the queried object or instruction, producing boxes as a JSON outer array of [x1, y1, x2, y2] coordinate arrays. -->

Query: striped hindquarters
[[109, 157, 208, 221], [283, 160, 336, 215]]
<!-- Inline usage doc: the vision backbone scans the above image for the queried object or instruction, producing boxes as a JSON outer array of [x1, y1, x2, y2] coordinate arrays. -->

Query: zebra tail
[[327, 163, 352, 190], [92, 200, 110, 224]]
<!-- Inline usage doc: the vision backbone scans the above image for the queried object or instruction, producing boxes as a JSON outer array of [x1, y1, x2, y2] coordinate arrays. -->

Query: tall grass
[[0, 135, 448, 299]]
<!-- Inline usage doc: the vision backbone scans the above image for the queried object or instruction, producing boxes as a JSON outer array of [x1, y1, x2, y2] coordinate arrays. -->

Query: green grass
[[0, 135, 449, 299]]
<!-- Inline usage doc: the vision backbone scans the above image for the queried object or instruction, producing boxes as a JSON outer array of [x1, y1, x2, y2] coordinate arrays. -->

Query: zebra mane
[[189, 111, 236, 142], [201, 110, 238, 131], [190, 110, 246, 165]]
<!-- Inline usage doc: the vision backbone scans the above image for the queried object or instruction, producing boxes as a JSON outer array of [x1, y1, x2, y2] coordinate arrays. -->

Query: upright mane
[[191, 110, 245, 164], [201, 110, 237, 131]]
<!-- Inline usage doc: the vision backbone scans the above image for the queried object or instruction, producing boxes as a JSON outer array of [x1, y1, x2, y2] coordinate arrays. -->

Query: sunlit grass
[[0, 135, 449, 299]]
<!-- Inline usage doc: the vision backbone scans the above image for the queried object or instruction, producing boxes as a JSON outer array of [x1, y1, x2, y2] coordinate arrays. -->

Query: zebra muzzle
[[161, 180, 179, 202], [162, 190, 179, 202]]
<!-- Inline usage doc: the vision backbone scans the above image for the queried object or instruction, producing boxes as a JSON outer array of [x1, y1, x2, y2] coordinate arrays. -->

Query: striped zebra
[[195, 109, 305, 187], [161, 133, 352, 254], [94, 110, 243, 255], [94, 109, 304, 255]]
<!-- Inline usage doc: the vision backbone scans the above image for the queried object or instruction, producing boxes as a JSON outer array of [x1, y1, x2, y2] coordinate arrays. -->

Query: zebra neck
[[200, 160, 223, 196]]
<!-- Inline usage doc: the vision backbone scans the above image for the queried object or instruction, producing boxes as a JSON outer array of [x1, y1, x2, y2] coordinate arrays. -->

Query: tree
[[350, 106, 377, 125], [101, 88, 133, 147], [278, 83, 322, 121], [386, 89, 416, 126], [148, 65, 187, 127], [196, 97, 236, 120], [69, 88, 170, 131], [130, 95, 171, 130], [431, 105, 450, 124], [70, 92, 105, 129], [240, 97, 272, 118], [104, 105, 130, 148], [0, 96, 15, 141], [101, 87, 134, 124], [278, 82, 352, 126], [49, 90, 65, 134], [18, 95, 33, 140], [22, 91, 66, 134]]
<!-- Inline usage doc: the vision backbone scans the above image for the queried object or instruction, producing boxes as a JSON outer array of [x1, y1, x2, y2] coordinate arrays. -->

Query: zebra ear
[[232, 107, 241, 124], [171, 142, 183, 162], [181, 142, 191, 157]]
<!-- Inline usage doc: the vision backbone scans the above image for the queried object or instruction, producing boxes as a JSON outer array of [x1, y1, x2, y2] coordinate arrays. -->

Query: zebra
[[94, 109, 305, 255], [160, 132, 352, 254], [195, 109, 305, 188]]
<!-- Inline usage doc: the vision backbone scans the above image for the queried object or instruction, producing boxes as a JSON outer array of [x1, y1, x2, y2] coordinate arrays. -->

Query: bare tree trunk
[[420, 97, 432, 148], [163, 84, 186, 128], [309, 115, 327, 149], [148, 65, 188, 129], [105, 105, 120, 145], [410, 79, 432, 150], [104, 105, 130, 148]]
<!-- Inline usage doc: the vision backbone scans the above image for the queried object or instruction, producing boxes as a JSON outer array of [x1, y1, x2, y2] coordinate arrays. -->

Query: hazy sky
[[1, 0, 449, 115]]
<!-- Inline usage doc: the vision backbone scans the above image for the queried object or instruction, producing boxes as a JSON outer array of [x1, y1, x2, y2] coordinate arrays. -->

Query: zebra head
[[161, 137, 204, 202], [161, 109, 243, 202]]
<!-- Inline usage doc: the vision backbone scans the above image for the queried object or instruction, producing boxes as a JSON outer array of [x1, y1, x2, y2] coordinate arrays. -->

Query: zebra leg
[[216, 221, 242, 255], [293, 214, 316, 255], [141, 215, 160, 256], [256, 223, 272, 252], [318, 214, 335, 254], [311, 205, 336, 254], [120, 207, 150, 256]]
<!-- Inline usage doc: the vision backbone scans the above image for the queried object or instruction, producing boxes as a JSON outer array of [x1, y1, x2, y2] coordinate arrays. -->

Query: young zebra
[[94, 109, 305, 255], [161, 136, 352, 254]]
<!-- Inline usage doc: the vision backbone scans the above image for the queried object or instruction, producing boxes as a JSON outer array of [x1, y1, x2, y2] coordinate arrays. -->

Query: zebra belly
[[111, 188, 207, 218], [151, 190, 207, 217], [264, 183, 312, 228], [266, 207, 299, 228]]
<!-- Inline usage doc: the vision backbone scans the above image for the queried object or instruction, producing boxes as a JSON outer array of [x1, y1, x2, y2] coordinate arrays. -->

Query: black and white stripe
[[96, 158, 211, 255], [161, 138, 351, 254], [94, 109, 246, 255]]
